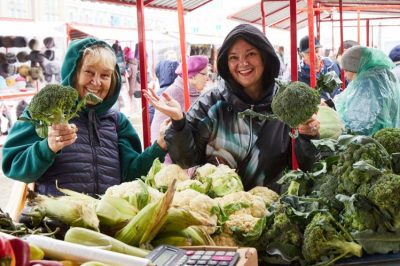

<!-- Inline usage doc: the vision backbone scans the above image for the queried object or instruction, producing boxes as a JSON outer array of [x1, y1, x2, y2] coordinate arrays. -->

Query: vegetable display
[[5, 134, 400, 265]]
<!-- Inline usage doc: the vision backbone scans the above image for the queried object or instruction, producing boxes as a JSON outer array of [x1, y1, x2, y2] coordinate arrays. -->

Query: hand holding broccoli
[[47, 123, 78, 153]]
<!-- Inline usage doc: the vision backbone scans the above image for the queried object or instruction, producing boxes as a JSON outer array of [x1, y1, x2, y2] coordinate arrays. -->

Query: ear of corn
[[64, 227, 150, 258], [115, 180, 176, 247], [96, 195, 138, 227], [160, 207, 216, 233], [152, 226, 215, 247], [129, 180, 151, 210], [30, 193, 99, 231]]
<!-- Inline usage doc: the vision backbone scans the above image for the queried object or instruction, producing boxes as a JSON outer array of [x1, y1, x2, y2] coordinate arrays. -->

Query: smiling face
[[227, 38, 264, 96], [76, 46, 116, 105]]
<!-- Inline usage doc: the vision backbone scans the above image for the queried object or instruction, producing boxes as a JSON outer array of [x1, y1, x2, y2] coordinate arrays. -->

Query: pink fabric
[[175, 55, 208, 78]]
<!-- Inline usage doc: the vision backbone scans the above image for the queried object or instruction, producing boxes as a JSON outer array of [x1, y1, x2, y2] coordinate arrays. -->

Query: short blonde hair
[[75, 44, 118, 98]]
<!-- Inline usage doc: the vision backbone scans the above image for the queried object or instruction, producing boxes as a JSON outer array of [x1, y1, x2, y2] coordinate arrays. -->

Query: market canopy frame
[[80, 0, 215, 147]]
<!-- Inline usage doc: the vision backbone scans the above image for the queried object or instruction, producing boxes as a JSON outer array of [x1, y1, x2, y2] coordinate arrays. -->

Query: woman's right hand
[[143, 88, 184, 121], [48, 123, 78, 153]]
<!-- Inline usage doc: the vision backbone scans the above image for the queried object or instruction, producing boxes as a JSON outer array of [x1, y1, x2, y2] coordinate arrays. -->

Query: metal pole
[[261, 0, 266, 34], [177, 0, 190, 111], [307, 0, 316, 88], [136, 0, 150, 147], [339, 0, 345, 90], [290, 0, 298, 81]]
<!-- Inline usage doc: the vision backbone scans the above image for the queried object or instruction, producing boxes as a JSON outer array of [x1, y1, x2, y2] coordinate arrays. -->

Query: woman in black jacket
[[145, 24, 320, 192]]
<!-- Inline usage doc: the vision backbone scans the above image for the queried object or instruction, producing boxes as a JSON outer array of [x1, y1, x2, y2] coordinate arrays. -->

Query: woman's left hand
[[298, 114, 320, 137]]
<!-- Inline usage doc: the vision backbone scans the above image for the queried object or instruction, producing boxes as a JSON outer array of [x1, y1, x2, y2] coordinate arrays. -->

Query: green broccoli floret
[[336, 194, 382, 233], [373, 128, 400, 154], [302, 212, 362, 265], [333, 140, 391, 195], [367, 173, 400, 230], [23, 84, 102, 138], [257, 203, 303, 264], [271, 81, 320, 128]]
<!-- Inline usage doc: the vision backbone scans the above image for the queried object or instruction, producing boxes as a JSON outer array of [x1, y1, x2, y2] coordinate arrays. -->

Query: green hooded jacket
[[2, 38, 166, 188]]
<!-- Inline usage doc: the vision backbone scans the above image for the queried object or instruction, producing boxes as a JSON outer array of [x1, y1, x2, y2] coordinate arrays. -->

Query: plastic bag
[[335, 67, 400, 136]]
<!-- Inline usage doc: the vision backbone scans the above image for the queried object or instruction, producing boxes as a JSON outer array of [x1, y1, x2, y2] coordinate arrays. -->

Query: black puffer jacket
[[165, 24, 319, 192]]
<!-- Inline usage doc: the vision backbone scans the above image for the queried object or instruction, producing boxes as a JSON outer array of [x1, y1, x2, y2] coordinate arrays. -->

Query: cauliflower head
[[216, 191, 269, 218], [248, 186, 279, 207], [154, 164, 190, 190]]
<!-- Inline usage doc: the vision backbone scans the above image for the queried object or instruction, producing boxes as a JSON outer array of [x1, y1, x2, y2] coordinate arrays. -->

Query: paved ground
[[0, 153, 14, 209]]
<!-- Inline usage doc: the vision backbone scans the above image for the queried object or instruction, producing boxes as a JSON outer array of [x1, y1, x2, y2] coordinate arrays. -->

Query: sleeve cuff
[[171, 114, 186, 131]]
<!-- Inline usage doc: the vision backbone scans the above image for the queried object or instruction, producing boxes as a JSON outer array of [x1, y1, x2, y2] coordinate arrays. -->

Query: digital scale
[[146, 245, 258, 266]]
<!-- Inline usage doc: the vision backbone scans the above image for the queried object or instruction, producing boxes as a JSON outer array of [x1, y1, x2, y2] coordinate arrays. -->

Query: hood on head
[[61, 38, 121, 114], [217, 24, 280, 101]]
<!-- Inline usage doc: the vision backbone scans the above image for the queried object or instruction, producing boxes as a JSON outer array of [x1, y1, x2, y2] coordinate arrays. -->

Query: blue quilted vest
[[36, 110, 121, 196]]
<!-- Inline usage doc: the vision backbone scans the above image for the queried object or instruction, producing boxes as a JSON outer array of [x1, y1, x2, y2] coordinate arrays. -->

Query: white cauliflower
[[154, 164, 190, 189], [212, 233, 238, 247], [223, 214, 261, 235], [172, 189, 219, 234], [248, 186, 279, 207], [195, 164, 243, 197], [176, 179, 208, 194], [194, 163, 218, 180], [215, 191, 269, 218]]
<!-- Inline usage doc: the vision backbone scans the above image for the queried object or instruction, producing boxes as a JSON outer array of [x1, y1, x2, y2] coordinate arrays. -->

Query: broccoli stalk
[[302, 212, 362, 265], [238, 72, 341, 133], [21, 84, 102, 138]]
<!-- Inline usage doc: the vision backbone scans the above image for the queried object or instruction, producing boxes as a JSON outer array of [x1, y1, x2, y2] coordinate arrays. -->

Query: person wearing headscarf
[[150, 55, 209, 142], [149, 59, 179, 125], [336, 45, 400, 136], [145, 24, 320, 192], [2, 38, 167, 196]]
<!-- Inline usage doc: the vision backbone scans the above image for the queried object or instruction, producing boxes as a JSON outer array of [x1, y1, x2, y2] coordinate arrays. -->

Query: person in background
[[275, 45, 286, 77], [336, 45, 400, 136], [335, 40, 359, 69], [335, 40, 360, 88], [2, 38, 168, 196], [0, 102, 12, 135], [149, 59, 179, 124], [145, 24, 320, 192], [150, 55, 209, 143], [389, 44, 400, 81], [297, 36, 341, 108]]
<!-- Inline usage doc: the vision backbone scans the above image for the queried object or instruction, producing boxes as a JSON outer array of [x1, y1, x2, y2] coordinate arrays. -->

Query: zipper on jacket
[[90, 138, 99, 194], [246, 105, 255, 155]]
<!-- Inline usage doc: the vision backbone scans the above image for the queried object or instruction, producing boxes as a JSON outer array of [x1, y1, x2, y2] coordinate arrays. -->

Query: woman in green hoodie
[[2, 38, 167, 196]]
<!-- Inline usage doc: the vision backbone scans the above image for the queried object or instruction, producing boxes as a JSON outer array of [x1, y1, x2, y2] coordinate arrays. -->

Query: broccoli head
[[336, 194, 382, 233], [272, 81, 320, 128], [24, 84, 102, 138], [257, 203, 303, 264], [29, 84, 79, 125], [302, 212, 362, 265], [373, 128, 400, 154], [367, 173, 400, 230], [333, 140, 391, 195]]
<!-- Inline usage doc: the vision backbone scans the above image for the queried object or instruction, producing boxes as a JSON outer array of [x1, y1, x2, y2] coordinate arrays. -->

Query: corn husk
[[96, 195, 138, 227], [115, 180, 176, 247], [160, 207, 215, 233], [30, 193, 99, 231]]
